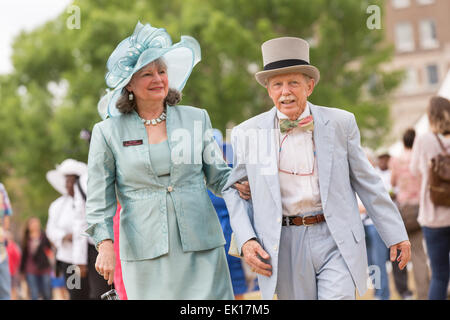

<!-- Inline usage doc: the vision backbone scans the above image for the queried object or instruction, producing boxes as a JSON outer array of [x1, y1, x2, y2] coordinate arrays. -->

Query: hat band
[[263, 59, 309, 71]]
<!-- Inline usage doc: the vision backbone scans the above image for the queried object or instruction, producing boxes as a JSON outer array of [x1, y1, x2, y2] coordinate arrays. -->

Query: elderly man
[[222, 37, 411, 300]]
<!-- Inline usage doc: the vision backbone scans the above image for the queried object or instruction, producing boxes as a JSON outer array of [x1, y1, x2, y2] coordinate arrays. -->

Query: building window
[[401, 68, 418, 92], [419, 19, 439, 49], [426, 64, 439, 85], [416, 0, 434, 5], [392, 0, 410, 8], [395, 22, 415, 52]]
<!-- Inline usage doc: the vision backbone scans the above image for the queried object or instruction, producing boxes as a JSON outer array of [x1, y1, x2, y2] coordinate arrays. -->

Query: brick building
[[383, 0, 450, 143]]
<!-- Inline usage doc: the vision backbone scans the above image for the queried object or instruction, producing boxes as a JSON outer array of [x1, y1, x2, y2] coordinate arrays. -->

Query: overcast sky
[[0, 0, 72, 74]]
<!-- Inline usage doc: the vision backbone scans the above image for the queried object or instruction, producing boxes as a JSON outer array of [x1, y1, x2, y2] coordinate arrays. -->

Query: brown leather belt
[[282, 214, 326, 226]]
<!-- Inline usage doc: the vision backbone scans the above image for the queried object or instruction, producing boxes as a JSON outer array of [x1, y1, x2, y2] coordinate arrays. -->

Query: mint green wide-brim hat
[[98, 21, 201, 119]]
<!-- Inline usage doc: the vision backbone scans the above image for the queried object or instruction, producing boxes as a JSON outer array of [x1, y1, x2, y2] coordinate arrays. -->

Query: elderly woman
[[410, 96, 450, 300], [86, 22, 249, 299]]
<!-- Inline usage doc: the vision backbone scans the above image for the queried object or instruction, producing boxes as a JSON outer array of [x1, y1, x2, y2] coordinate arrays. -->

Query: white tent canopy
[[388, 70, 450, 157]]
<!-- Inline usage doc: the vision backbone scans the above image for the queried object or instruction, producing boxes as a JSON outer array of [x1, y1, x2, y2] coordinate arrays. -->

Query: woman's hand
[[234, 181, 251, 200], [95, 240, 116, 285]]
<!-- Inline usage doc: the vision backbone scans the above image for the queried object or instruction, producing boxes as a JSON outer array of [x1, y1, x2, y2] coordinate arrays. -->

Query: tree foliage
[[0, 0, 401, 222]]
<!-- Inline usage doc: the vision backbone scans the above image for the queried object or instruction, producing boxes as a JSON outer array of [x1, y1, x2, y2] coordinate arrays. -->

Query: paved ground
[[15, 265, 450, 300], [242, 267, 420, 300]]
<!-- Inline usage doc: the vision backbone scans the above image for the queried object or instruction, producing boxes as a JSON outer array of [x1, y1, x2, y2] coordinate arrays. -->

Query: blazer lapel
[[310, 103, 335, 210], [257, 107, 282, 211]]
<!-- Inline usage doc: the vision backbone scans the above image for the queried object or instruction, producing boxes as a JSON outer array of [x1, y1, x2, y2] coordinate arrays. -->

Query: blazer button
[[167, 186, 173, 192]]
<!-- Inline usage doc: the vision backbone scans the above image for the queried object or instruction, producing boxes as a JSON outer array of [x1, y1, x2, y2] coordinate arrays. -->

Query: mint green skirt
[[121, 141, 234, 299]]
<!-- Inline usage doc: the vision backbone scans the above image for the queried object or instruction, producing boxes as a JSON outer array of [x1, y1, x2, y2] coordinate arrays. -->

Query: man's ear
[[266, 81, 274, 100], [307, 78, 315, 97]]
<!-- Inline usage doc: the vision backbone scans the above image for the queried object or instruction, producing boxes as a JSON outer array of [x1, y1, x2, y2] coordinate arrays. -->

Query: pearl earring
[[129, 92, 134, 101]]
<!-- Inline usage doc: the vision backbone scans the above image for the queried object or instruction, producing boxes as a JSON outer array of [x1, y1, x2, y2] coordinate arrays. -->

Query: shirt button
[[167, 186, 173, 192], [273, 245, 278, 251], [277, 218, 281, 223]]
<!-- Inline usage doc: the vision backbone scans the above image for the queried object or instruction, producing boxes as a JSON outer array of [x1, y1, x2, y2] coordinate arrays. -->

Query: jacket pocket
[[351, 224, 364, 243]]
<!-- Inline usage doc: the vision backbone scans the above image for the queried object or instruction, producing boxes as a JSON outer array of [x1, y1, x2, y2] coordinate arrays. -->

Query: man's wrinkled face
[[267, 73, 315, 120]]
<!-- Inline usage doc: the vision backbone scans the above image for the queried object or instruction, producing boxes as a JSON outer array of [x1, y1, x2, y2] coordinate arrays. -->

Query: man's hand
[[234, 181, 251, 200], [390, 240, 411, 270], [95, 240, 115, 285], [242, 239, 272, 277]]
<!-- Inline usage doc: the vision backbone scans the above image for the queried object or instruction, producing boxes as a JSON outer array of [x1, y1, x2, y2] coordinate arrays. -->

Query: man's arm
[[221, 127, 272, 276], [346, 114, 410, 269], [222, 127, 257, 255]]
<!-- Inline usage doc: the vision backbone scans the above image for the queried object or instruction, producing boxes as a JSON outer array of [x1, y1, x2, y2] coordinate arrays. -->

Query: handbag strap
[[434, 133, 449, 155]]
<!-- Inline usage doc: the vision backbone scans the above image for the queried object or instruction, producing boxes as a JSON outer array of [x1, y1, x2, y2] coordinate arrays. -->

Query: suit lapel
[[257, 107, 282, 211], [310, 103, 335, 210]]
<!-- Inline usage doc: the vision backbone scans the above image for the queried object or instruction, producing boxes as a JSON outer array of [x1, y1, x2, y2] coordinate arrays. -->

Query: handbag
[[228, 233, 242, 258], [428, 134, 450, 207]]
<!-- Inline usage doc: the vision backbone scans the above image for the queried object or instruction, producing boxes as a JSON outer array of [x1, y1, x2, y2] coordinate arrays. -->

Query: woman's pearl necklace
[[140, 110, 167, 126]]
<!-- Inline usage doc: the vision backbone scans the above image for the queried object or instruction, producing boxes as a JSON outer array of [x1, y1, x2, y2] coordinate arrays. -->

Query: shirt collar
[[276, 102, 311, 121]]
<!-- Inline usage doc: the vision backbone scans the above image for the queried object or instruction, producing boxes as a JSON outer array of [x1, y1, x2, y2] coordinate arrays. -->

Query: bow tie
[[279, 115, 314, 134]]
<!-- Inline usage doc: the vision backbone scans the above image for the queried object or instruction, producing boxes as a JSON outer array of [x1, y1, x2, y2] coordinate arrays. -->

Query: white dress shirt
[[46, 186, 90, 265], [276, 103, 323, 216]]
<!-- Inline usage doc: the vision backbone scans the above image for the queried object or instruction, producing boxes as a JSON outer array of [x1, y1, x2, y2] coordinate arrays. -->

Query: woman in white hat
[[86, 22, 249, 299], [45, 158, 104, 299]]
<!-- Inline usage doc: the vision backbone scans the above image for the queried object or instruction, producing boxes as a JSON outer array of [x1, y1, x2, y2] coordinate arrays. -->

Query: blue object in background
[[208, 189, 248, 295], [209, 130, 249, 295], [51, 274, 65, 288]]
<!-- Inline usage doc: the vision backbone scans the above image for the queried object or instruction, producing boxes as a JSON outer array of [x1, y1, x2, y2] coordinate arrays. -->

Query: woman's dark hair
[[402, 128, 416, 149], [428, 96, 450, 135], [21, 217, 40, 250], [19, 216, 52, 273], [115, 58, 182, 114]]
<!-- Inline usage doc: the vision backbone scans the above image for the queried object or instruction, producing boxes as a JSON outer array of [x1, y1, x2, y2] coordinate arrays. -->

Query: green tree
[[0, 0, 401, 222]]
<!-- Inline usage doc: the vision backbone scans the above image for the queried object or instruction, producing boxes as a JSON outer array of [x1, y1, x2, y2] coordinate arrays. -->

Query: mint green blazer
[[85, 105, 230, 261]]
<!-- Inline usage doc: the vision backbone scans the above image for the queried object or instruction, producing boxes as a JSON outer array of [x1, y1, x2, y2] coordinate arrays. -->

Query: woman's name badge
[[123, 139, 143, 147]]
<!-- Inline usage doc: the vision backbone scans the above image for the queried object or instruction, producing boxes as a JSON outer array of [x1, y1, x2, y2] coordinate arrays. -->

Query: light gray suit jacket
[[222, 102, 408, 299]]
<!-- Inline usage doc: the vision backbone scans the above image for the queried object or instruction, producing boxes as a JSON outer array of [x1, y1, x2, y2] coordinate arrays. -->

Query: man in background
[[391, 129, 430, 299], [376, 150, 413, 300]]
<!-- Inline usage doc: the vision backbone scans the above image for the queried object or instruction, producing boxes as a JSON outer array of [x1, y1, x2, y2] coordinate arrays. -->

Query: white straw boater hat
[[255, 37, 320, 87], [46, 159, 87, 195]]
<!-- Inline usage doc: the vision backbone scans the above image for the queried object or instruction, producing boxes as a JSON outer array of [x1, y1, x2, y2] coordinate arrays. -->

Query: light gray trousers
[[276, 217, 356, 300]]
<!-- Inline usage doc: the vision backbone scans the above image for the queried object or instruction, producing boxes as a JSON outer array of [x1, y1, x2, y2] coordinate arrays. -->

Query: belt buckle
[[302, 215, 314, 227]]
